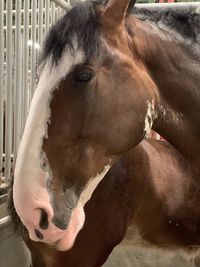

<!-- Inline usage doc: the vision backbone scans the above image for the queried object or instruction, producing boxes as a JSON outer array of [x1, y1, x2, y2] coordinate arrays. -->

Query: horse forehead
[[39, 44, 84, 85], [15, 45, 85, 174]]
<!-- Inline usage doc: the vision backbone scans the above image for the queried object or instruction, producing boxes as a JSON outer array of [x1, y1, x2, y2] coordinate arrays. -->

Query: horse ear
[[101, 0, 137, 30], [127, 0, 137, 15]]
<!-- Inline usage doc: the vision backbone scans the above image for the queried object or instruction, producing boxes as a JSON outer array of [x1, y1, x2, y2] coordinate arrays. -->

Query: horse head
[[13, 0, 158, 251]]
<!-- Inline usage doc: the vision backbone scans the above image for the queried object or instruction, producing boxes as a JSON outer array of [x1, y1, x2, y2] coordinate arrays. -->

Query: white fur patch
[[144, 100, 155, 138], [80, 163, 111, 206], [13, 41, 85, 222]]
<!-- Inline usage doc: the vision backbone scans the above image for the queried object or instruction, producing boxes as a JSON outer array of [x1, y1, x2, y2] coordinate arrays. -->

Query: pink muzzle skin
[[13, 162, 85, 251], [21, 202, 85, 251], [13, 176, 85, 252]]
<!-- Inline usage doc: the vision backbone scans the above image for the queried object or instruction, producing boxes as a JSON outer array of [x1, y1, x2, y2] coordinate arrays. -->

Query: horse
[[9, 0, 200, 266]]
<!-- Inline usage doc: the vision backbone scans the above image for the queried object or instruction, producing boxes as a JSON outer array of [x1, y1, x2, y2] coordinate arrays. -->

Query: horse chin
[[53, 202, 85, 251]]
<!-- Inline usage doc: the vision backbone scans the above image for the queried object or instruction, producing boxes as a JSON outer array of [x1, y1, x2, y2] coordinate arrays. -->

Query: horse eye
[[74, 68, 94, 84]]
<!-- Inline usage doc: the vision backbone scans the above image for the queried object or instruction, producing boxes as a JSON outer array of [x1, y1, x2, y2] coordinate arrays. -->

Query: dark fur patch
[[133, 6, 200, 43]]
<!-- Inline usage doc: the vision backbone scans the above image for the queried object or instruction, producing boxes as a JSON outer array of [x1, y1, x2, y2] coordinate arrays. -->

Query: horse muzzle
[[22, 202, 85, 251]]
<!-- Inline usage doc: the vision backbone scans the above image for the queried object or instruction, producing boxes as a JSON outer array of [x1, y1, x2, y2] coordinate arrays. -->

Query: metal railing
[[136, 1, 200, 8]]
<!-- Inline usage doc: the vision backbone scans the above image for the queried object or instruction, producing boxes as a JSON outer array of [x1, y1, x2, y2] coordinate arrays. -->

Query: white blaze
[[80, 163, 111, 206], [13, 44, 85, 222]]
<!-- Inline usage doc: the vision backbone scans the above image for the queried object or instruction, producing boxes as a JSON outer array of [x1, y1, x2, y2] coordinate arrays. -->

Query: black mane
[[133, 5, 200, 43], [40, 1, 100, 64]]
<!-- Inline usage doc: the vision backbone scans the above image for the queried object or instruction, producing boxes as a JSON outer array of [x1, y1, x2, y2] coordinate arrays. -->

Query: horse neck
[[131, 17, 200, 162]]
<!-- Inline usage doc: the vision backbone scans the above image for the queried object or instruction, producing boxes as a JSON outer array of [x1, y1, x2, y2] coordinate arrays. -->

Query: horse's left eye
[[74, 68, 94, 84]]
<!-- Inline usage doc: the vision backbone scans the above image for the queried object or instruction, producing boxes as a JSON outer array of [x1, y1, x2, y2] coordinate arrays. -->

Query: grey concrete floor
[[0, 203, 7, 219], [104, 242, 196, 267]]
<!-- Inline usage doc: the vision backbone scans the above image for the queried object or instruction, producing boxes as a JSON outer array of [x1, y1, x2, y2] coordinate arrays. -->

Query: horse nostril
[[35, 229, 44, 240], [39, 209, 49, 230]]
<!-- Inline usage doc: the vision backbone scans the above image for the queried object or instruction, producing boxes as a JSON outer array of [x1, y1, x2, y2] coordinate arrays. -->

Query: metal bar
[[0, 194, 8, 205], [5, 0, 13, 183], [55, 6, 59, 22], [45, 0, 50, 37], [52, 2, 56, 25], [30, 0, 37, 99], [14, 0, 22, 162], [51, 0, 71, 10], [0, 216, 11, 231], [22, 0, 30, 130], [0, 184, 9, 195], [38, 0, 44, 46], [49, 1, 53, 26], [0, 0, 4, 179], [135, 2, 200, 10]]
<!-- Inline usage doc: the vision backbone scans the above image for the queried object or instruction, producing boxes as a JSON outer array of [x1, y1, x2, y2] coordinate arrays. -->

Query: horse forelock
[[39, 1, 101, 68]]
